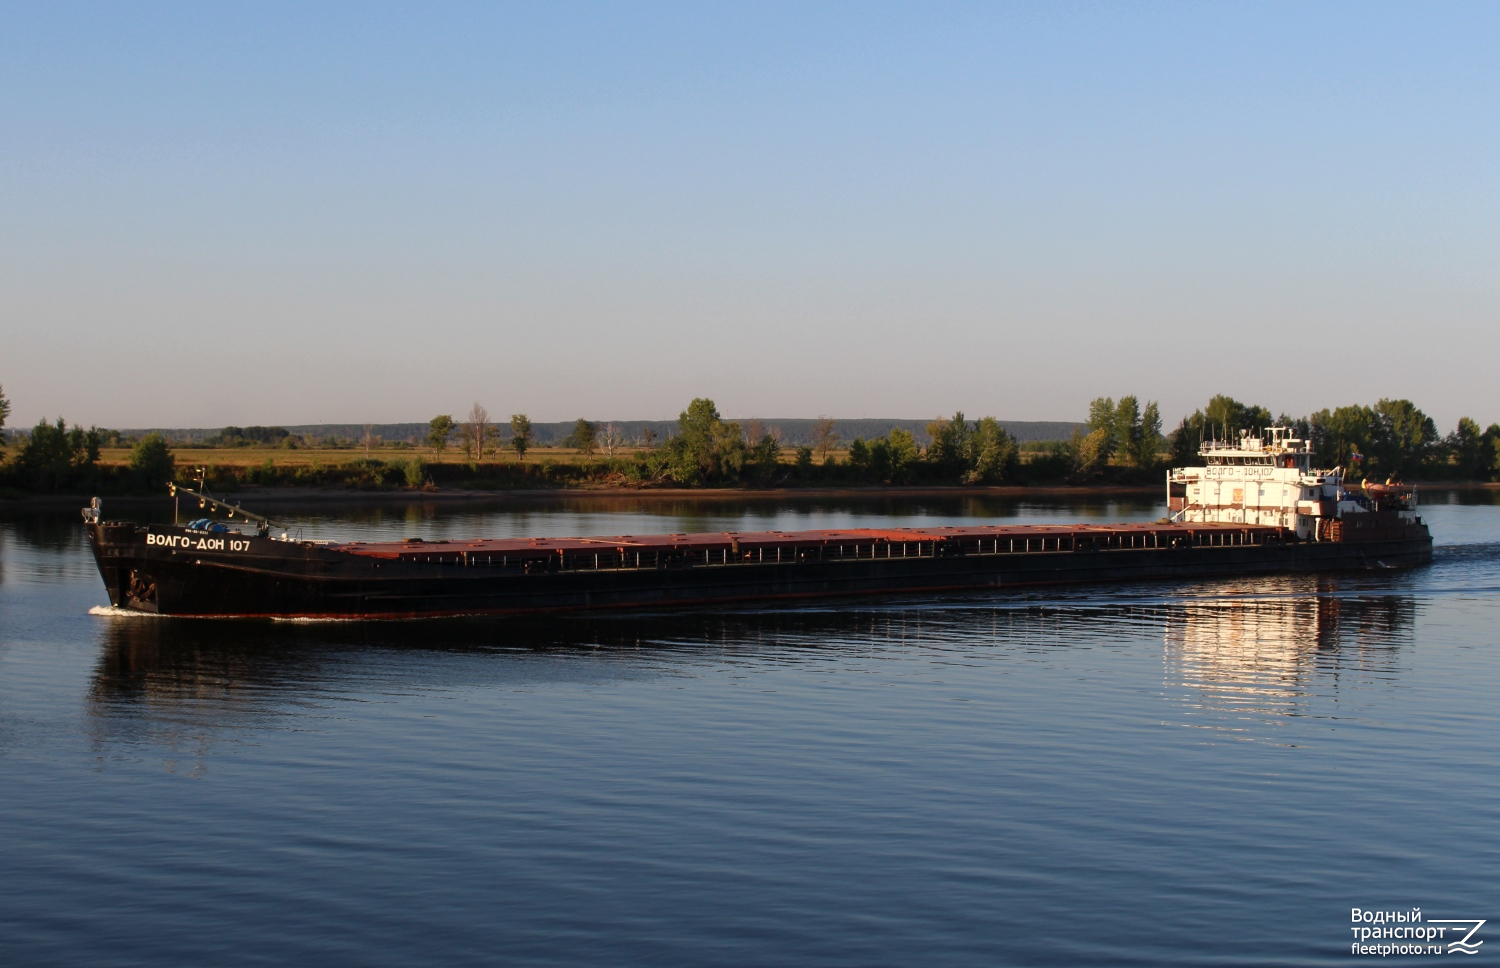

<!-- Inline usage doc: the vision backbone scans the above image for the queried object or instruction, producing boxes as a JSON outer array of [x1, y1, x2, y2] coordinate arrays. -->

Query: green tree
[[509, 414, 533, 462], [886, 428, 919, 483], [1370, 398, 1437, 479], [1086, 397, 1118, 460], [847, 437, 872, 472], [867, 438, 894, 481], [964, 417, 1019, 484], [1203, 395, 1273, 440], [564, 418, 598, 455], [1309, 405, 1374, 474], [1129, 401, 1163, 467], [16, 419, 76, 491], [1446, 417, 1487, 480], [1086, 395, 1163, 467], [925, 412, 971, 478], [1276, 413, 1312, 444], [1072, 427, 1110, 477], [0, 384, 10, 457], [70, 424, 101, 466], [399, 457, 426, 487], [1113, 396, 1140, 464], [1168, 395, 1274, 467], [129, 432, 175, 490], [16, 418, 101, 491], [924, 413, 1016, 484], [427, 415, 455, 453], [746, 433, 781, 479], [847, 430, 919, 484], [1166, 417, 1198, 468], [660, 398, 746, 484]]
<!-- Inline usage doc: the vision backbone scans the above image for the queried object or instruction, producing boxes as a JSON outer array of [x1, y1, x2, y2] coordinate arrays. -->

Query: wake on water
[[87, 605, 369, 623]]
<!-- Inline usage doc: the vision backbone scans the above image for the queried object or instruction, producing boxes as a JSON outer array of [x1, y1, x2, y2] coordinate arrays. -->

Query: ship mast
[[170, 468, 284, 536]]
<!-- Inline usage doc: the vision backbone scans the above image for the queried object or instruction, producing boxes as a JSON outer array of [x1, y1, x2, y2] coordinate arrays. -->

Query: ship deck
[[329, 522, 1289, 570]]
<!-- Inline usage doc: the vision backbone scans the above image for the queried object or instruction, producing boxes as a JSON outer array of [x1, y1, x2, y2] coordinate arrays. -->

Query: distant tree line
[[415, 393, 1500, 486], [203, 425, 294, 447], [4, 384, 1500, 495], [416, 399, 1028, 486]]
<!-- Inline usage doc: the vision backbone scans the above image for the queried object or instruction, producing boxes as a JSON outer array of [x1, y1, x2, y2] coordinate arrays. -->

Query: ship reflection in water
[[88, 576, 1417, 759], [85, 609, 953, 769], [1162, 576, 1414, 736]]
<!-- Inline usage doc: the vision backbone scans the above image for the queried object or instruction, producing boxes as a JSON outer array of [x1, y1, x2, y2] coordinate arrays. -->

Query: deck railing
[[397, 528, 1274, 575]]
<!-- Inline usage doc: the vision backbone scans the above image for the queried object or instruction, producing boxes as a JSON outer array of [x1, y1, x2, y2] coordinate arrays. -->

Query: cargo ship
[[84, 428, 1430, 618]]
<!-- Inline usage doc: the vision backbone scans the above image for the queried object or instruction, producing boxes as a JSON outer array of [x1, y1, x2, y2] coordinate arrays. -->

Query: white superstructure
[[1167, 427, 1413, 542]]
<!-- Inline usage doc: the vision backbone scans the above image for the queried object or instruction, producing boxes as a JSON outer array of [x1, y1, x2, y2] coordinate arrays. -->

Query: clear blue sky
[[2, 2, 1497, 430]]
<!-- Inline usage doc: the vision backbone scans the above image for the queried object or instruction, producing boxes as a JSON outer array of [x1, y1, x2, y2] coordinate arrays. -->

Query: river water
[[1, 493, 1496, 966]]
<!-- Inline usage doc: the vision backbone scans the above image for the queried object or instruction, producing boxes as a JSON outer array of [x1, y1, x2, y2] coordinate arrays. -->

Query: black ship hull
[[86, 520, 1433, 619]]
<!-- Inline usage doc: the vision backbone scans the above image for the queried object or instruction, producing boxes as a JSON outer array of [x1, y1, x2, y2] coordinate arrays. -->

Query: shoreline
[[4, 480, 1497, 511]]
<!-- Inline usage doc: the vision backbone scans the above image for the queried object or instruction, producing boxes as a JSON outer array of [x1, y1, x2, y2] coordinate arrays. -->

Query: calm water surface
[[2, 493, 1497, 966]]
